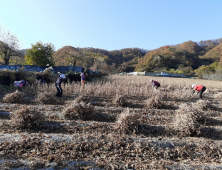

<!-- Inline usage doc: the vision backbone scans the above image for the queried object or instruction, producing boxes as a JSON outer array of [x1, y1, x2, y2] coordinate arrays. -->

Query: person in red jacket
[[192, 84, 206, 99], [150, 79, 160, 89]]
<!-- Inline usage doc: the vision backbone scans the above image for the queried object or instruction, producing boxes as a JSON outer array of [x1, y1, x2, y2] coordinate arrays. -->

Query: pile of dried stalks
[[112, 94, 128, 106], [115, 108, 140, 134], [3, 90, 24, 103], [173, 103, 205, 136], [75, 95, 88, 103], [214, 92, 222, 99], [10, 106, 45, 129], [63, 102, 94, 120], [37, 92, 61, 104], [194, 99, 212, 111], [167, 85, 174, 91], [146, 95, 163, 109]]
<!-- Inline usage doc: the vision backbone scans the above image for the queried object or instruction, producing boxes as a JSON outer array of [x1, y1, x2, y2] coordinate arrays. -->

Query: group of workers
[[150, 79, 206, 99], [14, 72, 85, 97], [13, 73, 206, 99]]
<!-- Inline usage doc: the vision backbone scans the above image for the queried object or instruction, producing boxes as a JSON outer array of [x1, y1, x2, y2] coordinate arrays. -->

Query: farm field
[[0, 75, 222, 170]]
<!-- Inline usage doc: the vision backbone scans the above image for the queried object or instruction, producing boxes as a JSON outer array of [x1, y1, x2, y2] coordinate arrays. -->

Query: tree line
[[1, 26, 222, 78]]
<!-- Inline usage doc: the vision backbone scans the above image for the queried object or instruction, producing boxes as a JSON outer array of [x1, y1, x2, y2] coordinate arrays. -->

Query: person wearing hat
[[192, 84, 206, 99], [55, 74, 66, 97], [80, 72, 85, 85], [150, 79, 160, 89], [14, 80, 29, 91], [35, 73, 45, 85]]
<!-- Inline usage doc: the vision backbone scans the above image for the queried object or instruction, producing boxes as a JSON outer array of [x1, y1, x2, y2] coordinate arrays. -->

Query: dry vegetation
[[145, 95, 163, 109], [10, 106, 45, 130], [172, 103, 205, 137], [112, 94, 128, 106], [3, 90, 24, 103], [0, 75, 222, 169], [115, 108, 140, 134], [37, 92, 61, 104], [63, 101, 94, 120]]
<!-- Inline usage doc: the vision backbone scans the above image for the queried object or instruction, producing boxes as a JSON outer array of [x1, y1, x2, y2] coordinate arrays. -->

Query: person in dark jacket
[[35, 73, 45, 84], [150, 79, 160, 89], [55, 74, 66, 97], [192, 84, 206, 99]]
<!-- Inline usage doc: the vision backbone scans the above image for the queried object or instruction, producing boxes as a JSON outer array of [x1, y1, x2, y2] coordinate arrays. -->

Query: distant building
[[119, 71, 186, 78]]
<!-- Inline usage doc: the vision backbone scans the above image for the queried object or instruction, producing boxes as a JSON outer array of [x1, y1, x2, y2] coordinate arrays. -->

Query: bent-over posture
[[14, 80, 28, 91], [55, 74, 66, 97], [150, 79, 160, 89], [192, 84, 206, 99]]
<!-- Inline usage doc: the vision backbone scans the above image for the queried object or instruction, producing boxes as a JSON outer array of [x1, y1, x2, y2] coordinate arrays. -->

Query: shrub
[[173, 103, 205, 136], [3, 90, 24, 103], [0, 70, 15, 85], [10, 106, 45, 129], [145, 95, 163, 109], [37, 92, 61, 104], [66, 72, 81, 83], [115, 108, 140, 134], [112, 94, 127, 106], [63, 102, 94, 120], [35, 69, 56, 84]]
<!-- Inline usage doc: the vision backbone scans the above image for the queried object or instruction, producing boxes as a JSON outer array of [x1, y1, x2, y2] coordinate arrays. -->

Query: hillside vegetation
[[52, 38, 222, 77], [3, 37, 222, 78]]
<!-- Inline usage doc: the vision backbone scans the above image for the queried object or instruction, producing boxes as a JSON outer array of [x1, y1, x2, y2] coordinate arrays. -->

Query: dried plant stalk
[[63, 102, 94, 120], [214, 92, 222, 99], [112, 94, 127, 106], [173, 103, 205, 136], [3, 90, 24, 103], [116, 108, 140, 134], [194, 99, 212, 111], [37, 92, 61, 104], [146, 95, 163, 109], [75, 95, 88, 103], [10, 106, 45, 129]]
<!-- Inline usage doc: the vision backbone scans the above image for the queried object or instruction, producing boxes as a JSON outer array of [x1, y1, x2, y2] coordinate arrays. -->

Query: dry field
[[0, 75, 222, 170]]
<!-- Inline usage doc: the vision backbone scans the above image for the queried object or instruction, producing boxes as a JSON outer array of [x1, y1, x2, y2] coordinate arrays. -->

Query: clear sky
[[0, 0, 221, 51]]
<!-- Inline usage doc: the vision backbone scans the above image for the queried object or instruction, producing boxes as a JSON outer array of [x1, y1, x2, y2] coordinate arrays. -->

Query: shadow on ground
[[198, 127, 222, 140], [138, 124, 167, 137]]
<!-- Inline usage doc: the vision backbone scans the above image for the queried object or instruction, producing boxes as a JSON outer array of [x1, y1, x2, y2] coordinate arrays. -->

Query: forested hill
[[53, 46, 146, 72], [52, 38, 222, 75]]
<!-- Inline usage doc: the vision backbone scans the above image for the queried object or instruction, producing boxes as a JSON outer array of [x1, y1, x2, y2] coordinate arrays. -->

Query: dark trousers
[[199, 86, 206, 99], [55, 83, 63, 97], [155, 84, 160, 89]]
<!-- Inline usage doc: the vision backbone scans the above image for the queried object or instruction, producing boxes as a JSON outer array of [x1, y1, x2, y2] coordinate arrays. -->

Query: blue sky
[[0, 0, 221, 51]]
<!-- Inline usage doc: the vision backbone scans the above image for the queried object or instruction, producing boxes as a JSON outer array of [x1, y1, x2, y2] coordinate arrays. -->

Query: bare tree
[[93, 58, 111, 74], [0, 27, 22, 65], [62, 49, 84, 66]]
